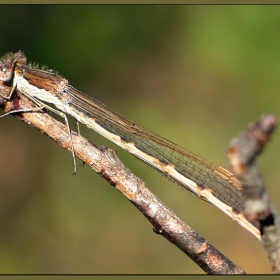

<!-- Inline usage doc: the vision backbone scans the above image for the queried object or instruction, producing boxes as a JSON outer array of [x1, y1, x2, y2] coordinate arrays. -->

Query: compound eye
[[13, 52, 27, 66], [0, 64, 13, 82]]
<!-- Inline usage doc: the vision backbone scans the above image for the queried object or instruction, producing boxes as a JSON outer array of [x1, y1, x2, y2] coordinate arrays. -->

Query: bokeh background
[[0, 5, 279, 274]]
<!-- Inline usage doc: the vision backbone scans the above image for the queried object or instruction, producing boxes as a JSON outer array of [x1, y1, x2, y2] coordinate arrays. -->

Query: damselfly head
[[0, 51, 27, 82]]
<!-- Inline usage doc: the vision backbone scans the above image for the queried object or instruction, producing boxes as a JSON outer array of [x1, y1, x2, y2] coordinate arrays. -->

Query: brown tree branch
[[227, 114, 280, 274], [0, 88, 245, 274]]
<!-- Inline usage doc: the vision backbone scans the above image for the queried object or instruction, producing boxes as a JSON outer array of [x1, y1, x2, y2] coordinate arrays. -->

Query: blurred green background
[[0, 5, 279, 274]]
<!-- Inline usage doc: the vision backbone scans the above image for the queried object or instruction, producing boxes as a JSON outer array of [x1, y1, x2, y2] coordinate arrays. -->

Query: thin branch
[[0, 89, 245, 274], [227, 114, 280, 274]]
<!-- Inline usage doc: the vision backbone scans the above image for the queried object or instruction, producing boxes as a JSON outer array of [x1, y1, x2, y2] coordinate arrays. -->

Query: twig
[[227, 114, 280, 274], [0, 90, 245, 274]]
